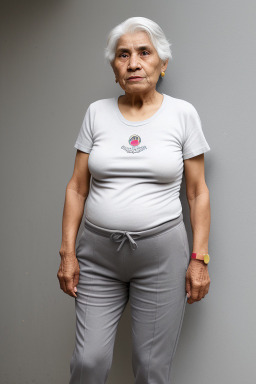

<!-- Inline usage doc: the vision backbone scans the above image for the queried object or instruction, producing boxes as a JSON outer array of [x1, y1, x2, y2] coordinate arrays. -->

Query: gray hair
[[104, 17, 172, 64]]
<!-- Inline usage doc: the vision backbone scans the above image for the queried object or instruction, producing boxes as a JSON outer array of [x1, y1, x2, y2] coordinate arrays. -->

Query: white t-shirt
[[74, 93, 210, 230]]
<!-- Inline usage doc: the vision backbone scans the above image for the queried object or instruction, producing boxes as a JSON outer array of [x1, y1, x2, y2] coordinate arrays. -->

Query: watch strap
[[191, 253, 210, 264]]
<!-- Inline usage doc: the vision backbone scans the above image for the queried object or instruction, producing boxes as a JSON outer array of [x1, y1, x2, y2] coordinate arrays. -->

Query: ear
[[161, 59, 169, 72]]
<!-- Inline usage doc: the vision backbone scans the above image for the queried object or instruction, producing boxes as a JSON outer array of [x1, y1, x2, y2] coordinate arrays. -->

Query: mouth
[[127, 76, 144, 81]]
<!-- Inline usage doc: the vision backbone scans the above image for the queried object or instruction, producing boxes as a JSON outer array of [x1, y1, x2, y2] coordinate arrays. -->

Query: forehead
[[116, 31, 155, 50]]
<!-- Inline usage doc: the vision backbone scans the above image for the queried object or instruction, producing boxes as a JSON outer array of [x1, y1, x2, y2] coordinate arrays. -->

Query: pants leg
[[129, 221, 190, 384], [69, 227, 129, 384], [69, 216, 190, 384]]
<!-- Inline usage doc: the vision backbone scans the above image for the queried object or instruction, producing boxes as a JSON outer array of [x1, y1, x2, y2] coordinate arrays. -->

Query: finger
[[190, 282, 201, 302], [62, 277, 68, 294], [72, 270, 80, 297], [195, 283, 210, 301], [57, 272, 66, 293], [185, 277, 191, 298], [59, 279, 66, 292], [187, 296, 196, 304], [198, 290, 205, 301], [73, 271, 80, 289], [200, 280, 211, 299], [65, 277, 77, 298], [205, 281, 211, 295]]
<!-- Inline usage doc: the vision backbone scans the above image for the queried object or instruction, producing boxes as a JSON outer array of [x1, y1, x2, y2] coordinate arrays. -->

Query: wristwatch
[[191, 252, 210, 265]]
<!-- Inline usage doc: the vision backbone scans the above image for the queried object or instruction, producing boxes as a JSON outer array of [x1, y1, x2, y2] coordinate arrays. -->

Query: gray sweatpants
[[69, 213, 190, 384]]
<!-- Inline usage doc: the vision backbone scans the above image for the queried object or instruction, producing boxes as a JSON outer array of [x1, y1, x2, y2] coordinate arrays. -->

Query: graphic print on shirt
[[121, 134, 147, 154]]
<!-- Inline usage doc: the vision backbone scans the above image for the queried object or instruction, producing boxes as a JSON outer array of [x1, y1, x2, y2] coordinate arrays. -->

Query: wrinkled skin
[[57, 31, 211, 304], [57, 253, 211, 302], [186, 259, 211, 304], [57, 251, 80, 298]]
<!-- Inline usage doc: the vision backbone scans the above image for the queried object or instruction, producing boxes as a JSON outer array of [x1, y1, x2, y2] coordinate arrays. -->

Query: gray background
[[1, 0, 255, 383]]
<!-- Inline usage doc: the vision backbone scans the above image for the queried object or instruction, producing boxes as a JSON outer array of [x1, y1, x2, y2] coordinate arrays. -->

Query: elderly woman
[[58, 16, 211, 384]]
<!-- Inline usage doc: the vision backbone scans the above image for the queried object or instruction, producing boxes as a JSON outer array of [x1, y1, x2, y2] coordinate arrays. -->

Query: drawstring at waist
[[110, 231, 140, 252], [83, 213, 183, 253]]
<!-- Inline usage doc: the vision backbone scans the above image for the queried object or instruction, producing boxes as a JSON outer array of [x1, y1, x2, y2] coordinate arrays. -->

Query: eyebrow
[[116, 45, 152, 53]]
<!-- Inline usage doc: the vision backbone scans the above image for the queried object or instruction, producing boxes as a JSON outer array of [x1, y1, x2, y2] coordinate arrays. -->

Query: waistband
[[84, 213, 183, 252]]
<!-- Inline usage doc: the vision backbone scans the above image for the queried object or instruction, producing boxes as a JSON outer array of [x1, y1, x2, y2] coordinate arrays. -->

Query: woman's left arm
[[184, 153, 211, 304]]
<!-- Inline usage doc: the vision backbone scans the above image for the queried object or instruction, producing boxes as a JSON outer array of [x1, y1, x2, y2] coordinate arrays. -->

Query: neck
[[121, 89, 162, 108]]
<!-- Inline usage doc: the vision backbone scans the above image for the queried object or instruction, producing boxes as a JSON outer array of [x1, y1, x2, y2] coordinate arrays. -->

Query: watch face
[[204, 254, 210, 264]]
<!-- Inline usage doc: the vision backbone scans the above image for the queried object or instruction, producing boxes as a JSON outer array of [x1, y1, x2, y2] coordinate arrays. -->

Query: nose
[[128, 53, 141, 71]]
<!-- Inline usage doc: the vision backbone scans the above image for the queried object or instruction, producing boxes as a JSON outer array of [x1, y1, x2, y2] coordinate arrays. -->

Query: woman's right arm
[[57, 150, 91, 298]]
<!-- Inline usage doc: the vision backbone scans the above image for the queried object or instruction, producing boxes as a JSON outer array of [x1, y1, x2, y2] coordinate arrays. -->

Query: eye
[[141, 50, 149, 56], [119, 53, 128, 58]]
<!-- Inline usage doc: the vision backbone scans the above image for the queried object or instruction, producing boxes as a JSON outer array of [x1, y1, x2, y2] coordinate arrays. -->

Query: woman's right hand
[[58, 150, 90, 298], [57, 251, 80, 298]]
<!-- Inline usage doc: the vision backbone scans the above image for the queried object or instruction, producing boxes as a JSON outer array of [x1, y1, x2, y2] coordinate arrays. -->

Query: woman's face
[[111, 31, 168, 94]]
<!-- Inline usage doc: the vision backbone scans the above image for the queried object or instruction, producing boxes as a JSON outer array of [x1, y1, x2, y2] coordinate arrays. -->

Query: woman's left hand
[[185, 259, 211, 304]]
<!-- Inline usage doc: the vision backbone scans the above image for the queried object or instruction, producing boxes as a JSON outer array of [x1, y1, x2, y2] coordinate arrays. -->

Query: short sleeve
[[74, 104, 94, 153], [182, 104, 210, 160]]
